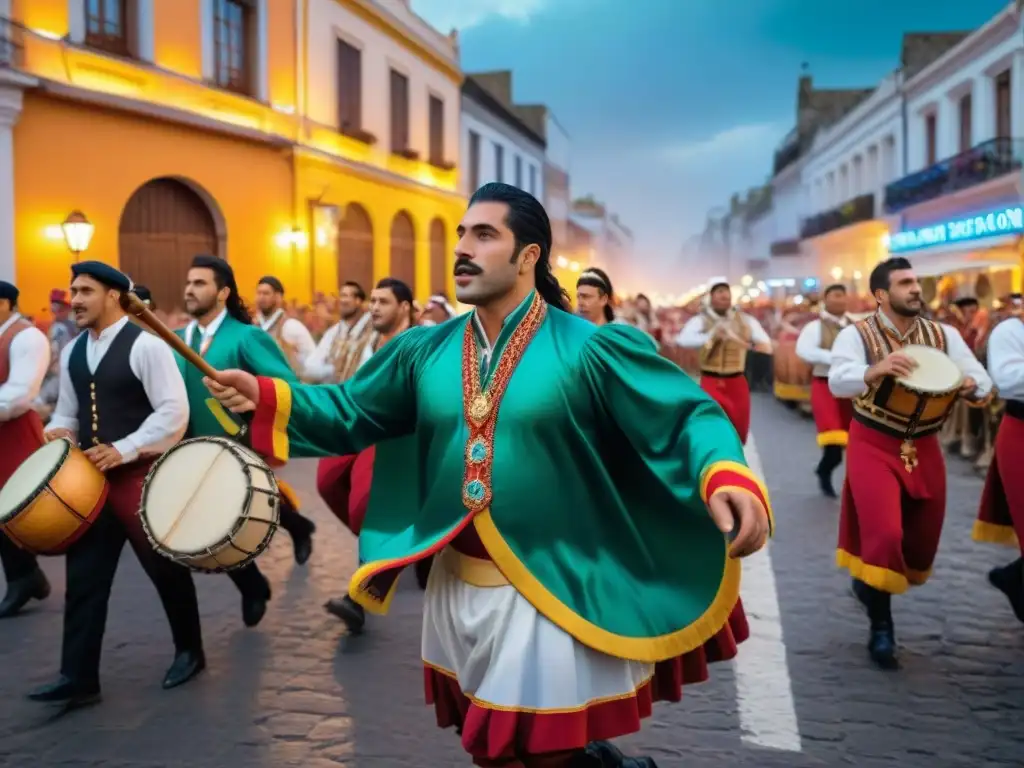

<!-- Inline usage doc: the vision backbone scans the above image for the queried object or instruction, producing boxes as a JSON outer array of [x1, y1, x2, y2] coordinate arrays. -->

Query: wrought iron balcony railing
[[884, 137, 1024, 214], [0, 18, 25, 70], [800, 193, 876, 240]]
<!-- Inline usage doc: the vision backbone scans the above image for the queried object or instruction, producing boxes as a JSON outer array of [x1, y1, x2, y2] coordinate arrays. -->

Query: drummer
[[0, 280, 53, 619], [828, 257, 991, 669], [177, 255, 316, 627], [795, 283, 853, 498], [31, 261, 205, 710]]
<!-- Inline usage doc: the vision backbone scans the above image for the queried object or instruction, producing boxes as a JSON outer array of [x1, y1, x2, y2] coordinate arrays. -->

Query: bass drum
[[773, 336, 812, 404]]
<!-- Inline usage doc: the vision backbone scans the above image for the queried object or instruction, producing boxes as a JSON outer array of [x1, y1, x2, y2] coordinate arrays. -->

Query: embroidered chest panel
[[699, 313, 751, 373]]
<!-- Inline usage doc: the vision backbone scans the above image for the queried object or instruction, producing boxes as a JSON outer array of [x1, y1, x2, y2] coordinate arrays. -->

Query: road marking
[[735, 435, 803, 753]]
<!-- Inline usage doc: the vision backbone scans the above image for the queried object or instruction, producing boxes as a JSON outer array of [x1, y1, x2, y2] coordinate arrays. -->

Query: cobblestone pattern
[[0, 394, 1019, 766]]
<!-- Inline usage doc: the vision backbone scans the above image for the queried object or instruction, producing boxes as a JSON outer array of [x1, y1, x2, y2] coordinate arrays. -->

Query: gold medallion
[[469, 393, 491, 423]]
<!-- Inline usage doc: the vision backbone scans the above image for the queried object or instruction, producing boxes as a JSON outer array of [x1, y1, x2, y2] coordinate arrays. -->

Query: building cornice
[[461, 76, 546, 149]]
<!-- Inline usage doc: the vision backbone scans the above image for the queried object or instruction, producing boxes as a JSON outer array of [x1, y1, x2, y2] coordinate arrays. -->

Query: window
[[924, 113, 937, 165], [958, 93, 972, 152], [529, 165, 537, 195], [86, 0, 132, 57], [996, 70, 1012, 140], [468, 131, 481, 191], [390, 69, 410, 154], [213, 0, 254, 95], [337, 39, 362, 135], [494, 143, 504, 182], [514, 155, 523, 188], [429, 95, 444, 165]]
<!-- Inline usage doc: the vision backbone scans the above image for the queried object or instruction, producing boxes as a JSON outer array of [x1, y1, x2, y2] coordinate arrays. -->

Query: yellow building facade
[[6, 0, 464, 316]]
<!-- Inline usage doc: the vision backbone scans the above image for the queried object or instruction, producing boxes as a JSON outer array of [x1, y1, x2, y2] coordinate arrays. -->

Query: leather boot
[[0, 568, 51, 619], [988, 558, 1024, 623], [162, 649, 206, 689]]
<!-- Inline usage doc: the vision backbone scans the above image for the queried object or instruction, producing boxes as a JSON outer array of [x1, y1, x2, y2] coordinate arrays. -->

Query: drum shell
[[177, 491, 278, 572], [773, 335, 811, 401], [878, 380, 958, 428], [1, 443, 108, 555]]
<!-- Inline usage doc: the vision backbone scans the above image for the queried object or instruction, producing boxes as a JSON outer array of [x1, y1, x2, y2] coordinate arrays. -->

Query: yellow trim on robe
[[472, 508, 741, 664], [817, 430, 848, 447], [972, 519, 1020, 547], [774, 382, 810, 402], [205, 398, 242, 436], [836, 549, 914, 594], [270, 378, 292, 463], [348, 561, 404, 615], [700, 460, 776, 537], [277, 479, 301, 511], [439, 547, 510, 587]]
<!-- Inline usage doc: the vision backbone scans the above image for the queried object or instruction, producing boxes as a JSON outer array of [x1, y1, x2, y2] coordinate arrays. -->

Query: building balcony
[[0, 17, 25, 69], [800, 193, 876, 239], [770, 238, 801, 256], [884, 137, 1024, 213]]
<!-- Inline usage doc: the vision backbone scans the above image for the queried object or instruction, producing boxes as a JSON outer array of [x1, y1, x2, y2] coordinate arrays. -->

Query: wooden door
[[337, 203, 374, 293], [389, 211, 416, 294], [429, 218, 447, 295]]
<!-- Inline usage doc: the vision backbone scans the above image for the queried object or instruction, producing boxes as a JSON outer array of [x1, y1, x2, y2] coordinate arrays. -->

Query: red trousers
[[700, 373, 750, 444], [837, 421, 946, 594], [810, 377, 852, 447], [974, 412, 1024, 553], [0, 410, 44, 483], [316, 446, 375, 536]]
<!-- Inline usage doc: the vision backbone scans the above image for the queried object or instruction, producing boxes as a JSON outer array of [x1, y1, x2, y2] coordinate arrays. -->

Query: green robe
[[249, 292, 774, 663]]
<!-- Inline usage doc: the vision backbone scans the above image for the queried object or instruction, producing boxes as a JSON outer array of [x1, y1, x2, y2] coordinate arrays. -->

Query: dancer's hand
[[204, 370, 259, 414], [865, 350, 916, 384], [84, 444, 123, 472], [708, 490, 770, 558], [958, 376, 977, 396], [43, 427, 73, 443]]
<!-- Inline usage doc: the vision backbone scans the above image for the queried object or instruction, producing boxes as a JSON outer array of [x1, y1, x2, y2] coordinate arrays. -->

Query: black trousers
[[226, 495, 313, 598], [0, 533, 39, 584], [61, 498, 203, 687]]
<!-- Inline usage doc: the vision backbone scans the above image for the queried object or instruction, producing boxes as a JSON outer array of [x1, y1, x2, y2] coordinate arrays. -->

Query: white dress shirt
[[828, 313, 993, 399], [259, 309, 316, 371], [986, 318, 1024, 402], [184, 308, 228, 353], [795, 312, 850, 376], [303, 312, 372, 382], [48, 316, 189, 464], [675, 310, 771, 348], [0, 313, 50, 421]]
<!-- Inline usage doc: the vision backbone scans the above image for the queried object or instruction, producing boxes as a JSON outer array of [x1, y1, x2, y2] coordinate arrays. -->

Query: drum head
[[143, 439, 256, 554], [897, 344, 963, 393], [0, 439, 69, 522]]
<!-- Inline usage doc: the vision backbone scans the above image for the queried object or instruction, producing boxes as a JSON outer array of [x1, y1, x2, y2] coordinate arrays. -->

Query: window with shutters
[[995, 70, 1012, 140], [337, 39, 364, 137], [390, 69, 416, 158], [958, 93, 972, 152], [86, 0, 133, 57], [429, 95, 445, 166], [924, 113, 937, 165], [494, 143, 504, 182], [514, 155, 523, 188], [469, 131, 481, 191], [212, 0, 254, 96]]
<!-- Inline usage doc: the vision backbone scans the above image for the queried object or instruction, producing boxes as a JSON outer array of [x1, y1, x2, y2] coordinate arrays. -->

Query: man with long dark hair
[[205, 183, 771, 768], [175, 255, 317, 627]]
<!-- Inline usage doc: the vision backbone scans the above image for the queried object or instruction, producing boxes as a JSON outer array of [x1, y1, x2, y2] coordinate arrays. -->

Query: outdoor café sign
[[888, 205, 1024, 254]]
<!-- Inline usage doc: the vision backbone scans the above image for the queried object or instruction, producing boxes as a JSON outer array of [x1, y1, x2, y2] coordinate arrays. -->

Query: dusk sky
[[412, 0, 1009, 285]]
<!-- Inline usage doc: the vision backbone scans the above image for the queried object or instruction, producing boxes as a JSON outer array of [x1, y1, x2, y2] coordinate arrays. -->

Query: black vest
[[68, 322, 152, 448]]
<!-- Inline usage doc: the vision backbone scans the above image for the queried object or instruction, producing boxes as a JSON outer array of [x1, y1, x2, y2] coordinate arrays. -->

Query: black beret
[[0, 280, 17, 303], [71, 260, 132, 292], [133, 285, 152, 304], [258, 275, 285, 294]]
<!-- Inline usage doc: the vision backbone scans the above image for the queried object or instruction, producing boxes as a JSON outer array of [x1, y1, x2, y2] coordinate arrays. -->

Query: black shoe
[[27, 676, 101, 709], [292, 522, 315, 566], [0, 568, 51, 618], [580, 741, 659, 768], [162, 650, 206, 690], [325, 595, 365, 634], [242, 575, 272, 628], [867, 622, 898, 669], [988, 563, 1024, 623], [851, 578, 871, 611], [815, 466, 837, 498]]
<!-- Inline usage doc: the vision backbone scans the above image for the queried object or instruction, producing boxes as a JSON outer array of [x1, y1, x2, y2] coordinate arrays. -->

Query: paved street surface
[[1, 393, 1022, 767]]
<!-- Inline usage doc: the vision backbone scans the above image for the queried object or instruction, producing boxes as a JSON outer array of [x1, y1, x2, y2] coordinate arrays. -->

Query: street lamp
[[830, 266, 844, 282], [61, 210, 94, 261], [741, 274, 754, 287]]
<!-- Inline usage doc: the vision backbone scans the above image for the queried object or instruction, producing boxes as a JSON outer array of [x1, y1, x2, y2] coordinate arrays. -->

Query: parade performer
[[675, 279, 772, 444], [177, 255, 317, 627], [316, 278, 419, 633], [795, 283, 853, 498], [205, 183, 772, 768], [303, 281, 374, 383], [255, 275, 316, 377], [973, 309, 1024, 622], [576, 267, 618, 326], [829, 257, 991, 669], [0, 281, 52, 619], [32, 262, 204, 710], [420, 293, 457, 326]]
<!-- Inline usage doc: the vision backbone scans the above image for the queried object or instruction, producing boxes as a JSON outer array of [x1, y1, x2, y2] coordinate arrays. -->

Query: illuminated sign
[[889, 205, 1024, 253]]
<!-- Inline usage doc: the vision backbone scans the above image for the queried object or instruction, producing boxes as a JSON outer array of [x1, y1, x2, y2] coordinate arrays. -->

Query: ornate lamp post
[[61, 210, 95, 261]]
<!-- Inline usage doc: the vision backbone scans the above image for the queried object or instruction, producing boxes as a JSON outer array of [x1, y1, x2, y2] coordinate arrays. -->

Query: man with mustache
[[828, 257, 991, 669], [204, 182, 771, 768]]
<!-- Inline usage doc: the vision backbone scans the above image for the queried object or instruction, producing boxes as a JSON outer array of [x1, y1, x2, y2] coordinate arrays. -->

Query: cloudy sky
[[412, 0, 1009, 285]]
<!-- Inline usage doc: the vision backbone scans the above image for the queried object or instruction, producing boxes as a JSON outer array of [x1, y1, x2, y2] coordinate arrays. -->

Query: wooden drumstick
[[119, 291, 219, 379]]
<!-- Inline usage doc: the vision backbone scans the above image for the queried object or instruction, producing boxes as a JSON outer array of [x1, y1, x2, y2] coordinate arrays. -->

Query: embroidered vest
[[264, 313, 301, 375], [699, 312, 751, 375], [332, 316, 377, 383], [812, 317, 845, 378], [852, 313, 948, 438], [0, 318, 31, 385]]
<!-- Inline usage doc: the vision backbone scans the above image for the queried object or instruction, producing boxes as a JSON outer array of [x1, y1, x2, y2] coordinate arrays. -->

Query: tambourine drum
[[140, 437, 280, 572], [0, 438, 108, 555], [882, 344, 962, 429]]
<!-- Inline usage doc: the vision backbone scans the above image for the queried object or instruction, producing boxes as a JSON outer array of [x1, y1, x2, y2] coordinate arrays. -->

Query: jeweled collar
[[470, 291, 537, 379]]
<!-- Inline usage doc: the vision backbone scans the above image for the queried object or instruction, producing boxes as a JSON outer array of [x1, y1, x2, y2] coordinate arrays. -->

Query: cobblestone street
[[0, 393, 1022, 767]]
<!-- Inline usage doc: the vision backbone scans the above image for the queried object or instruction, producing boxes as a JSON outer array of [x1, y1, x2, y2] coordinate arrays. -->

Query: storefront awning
[[900, 235, 1021, 277]]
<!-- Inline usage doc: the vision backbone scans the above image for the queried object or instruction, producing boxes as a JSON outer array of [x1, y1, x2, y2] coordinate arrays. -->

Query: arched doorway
[[337, 203, 374, 294], [429, 218, 447, 295], [119, 178, 221, 316], [389, 211, 416, 294]]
